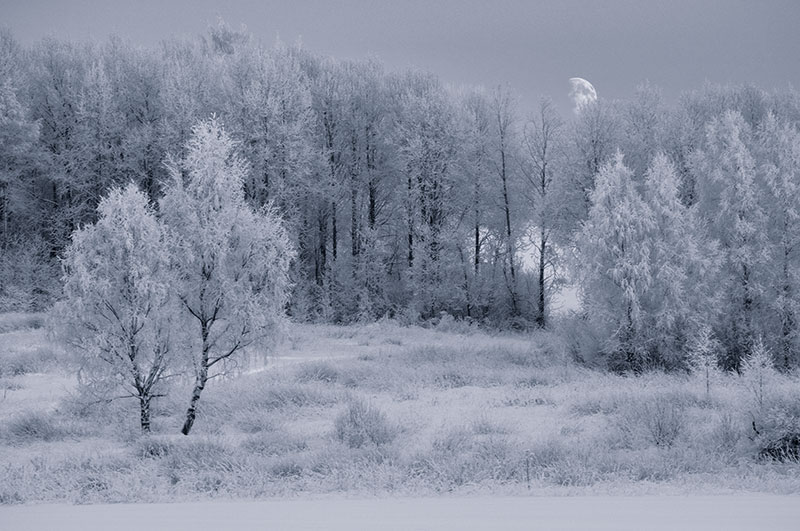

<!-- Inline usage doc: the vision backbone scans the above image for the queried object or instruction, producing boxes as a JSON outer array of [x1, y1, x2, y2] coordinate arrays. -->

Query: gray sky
[[3, 0, 799, 116]]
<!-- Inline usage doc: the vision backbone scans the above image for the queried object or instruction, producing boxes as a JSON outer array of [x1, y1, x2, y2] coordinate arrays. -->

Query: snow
[[2, 495, 799, 531]]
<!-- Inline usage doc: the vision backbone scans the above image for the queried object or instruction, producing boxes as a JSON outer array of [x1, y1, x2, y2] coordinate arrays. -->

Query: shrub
[[4, 411, 66, 444], [412, 428, 522, 488], [0, 341, 58, 377], [270, 458, 305, 478], [295, 361, 339, 384], [0, 313, 46, 334], [741, 339, 778, 412], [552, 313, 605, 366], [615, 397, 686, 448], [334, 400, 395, 448], [241, 431, 307, 457], [254, 383, 339, 410], [135, 436, 175, 459]]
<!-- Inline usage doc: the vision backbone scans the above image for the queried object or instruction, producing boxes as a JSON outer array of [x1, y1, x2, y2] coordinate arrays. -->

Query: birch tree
[[757, 114, 800, 369], [160, 118, 293, 435], [520, 98, 566, 328], [693, 111, 768, 371], [577, 152, 655, 371], [640, 153, 718, 366], [58, 184, 173, 433]]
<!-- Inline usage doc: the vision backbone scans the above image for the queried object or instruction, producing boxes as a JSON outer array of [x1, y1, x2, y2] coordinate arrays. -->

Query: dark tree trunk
[[536, 230, 547, 329], [140, 396, 152, 434], [181, 367, 207, 435], [331, 201, 338, 262], [351, 185, 360, 258], [317, 208, 328, 286], [182, 321, 211, 435]]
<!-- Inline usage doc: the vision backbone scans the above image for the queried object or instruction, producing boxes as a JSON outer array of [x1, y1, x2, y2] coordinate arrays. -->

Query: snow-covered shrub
[[0, 341, 57, 377], [241, 431, 308, 457], [553, 312, 605, 366], [687, 324, 723, 398], [295, 360, 339, 384], [256, 383, 340, 411], [410, 426, 522, 488], [334, 399, 395, 448], [614, 396, 687, 448], [4, 411, 65, 444], [741, 338, 778, 412], [0, 312, 45, 333]]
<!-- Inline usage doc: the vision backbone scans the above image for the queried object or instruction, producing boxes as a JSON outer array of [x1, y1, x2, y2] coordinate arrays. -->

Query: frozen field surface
[[3, 495, 799, 530]]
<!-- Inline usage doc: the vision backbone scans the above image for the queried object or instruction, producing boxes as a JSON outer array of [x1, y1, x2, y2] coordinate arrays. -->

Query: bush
[[254, 383, 339, 410], [615, 397, 687, 448], [295, 361, 339, 384], [334, 400, 395, 448], [0, 313, 46, 334], [0, 348, 56, 377], [4, 411, 66, 444], [552, 313, 605, 366], [241, 431, 307, 457], [411, 428, 522, 488], [135, 436, 175, 459]]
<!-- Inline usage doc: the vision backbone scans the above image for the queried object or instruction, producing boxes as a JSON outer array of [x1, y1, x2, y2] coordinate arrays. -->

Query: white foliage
[[577, 152, 655, 364], [160, 117, 294, 378], [56, 184, 173, 429]]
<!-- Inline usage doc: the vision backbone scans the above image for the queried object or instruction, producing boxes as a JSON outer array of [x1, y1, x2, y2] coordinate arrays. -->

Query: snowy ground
[[2, 313, 800, 508], [3, 495, 799, 530]]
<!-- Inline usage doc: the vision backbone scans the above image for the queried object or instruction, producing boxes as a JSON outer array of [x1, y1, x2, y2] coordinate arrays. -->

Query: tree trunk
[[181, 369, 207, 435], [351, 184, 360, 258], [317, 208, 328, 286], [140, 395, 152, 434], [536, 230, 547, 328], [182, 322, 210, 435], [368, 179, 377, 230], [781, 242, 795, 370], [331, 201, 338, 262], [1, 182, 7, 250], [499, 146, 518, 316]]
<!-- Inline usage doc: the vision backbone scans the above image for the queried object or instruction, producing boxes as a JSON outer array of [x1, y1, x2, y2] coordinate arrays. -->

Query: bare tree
[[520, 98, 565, 328]]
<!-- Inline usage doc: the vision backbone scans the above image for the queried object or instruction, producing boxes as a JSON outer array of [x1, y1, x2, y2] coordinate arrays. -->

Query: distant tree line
[[2, 23, 800, 371]]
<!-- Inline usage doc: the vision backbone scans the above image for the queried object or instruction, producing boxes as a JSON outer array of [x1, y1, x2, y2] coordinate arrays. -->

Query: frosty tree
[[58, 184, 173, 433], [577, 152, 654, 371], [639, 153, 718, 366], [693, 111, 768, 372], [161, 118, 293, 435]]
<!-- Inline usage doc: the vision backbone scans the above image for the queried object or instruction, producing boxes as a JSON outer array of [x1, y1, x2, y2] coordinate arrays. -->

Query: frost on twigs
[[687, 325, 722, 399], [54, 184, 174, 433], [160, 118, 294, 435]]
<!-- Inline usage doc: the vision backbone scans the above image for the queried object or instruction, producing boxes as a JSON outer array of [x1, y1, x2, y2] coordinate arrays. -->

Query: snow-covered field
[[1, 313, 799, 510], [3, 495, 800, 530]]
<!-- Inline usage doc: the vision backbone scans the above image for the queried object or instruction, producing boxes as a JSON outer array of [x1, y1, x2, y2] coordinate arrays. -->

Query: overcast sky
[[3, 0, 799, 116]]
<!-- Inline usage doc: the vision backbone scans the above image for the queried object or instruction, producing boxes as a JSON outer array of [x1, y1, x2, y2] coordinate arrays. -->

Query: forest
[[2, 20, 800, 377], [2, 20, 800, 512]]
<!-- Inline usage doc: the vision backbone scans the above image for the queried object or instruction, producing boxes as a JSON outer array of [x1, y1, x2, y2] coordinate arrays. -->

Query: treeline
[[2, 23, 800, 370]]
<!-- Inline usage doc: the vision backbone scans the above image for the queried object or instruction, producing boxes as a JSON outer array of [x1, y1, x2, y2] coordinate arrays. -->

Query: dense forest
[[2, 23, 800, 373]]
